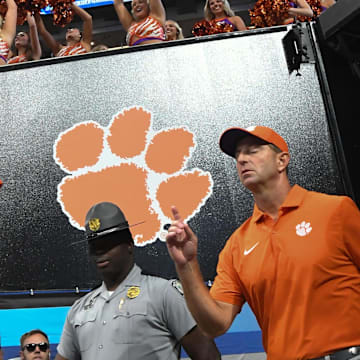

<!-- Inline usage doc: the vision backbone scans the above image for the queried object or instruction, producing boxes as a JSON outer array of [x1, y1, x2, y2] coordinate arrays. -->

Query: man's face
[[235, 136, 280, 191], [88, 231, 133, 278], [21, 333, 50, 360]]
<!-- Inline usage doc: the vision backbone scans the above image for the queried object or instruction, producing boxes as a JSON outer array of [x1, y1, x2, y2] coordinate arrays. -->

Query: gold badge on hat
[[127, 286, 140, 299], [89, 218, 101, 232]]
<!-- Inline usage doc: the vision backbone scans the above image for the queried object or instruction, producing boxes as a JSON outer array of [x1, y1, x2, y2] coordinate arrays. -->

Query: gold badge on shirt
[[127, 286, 140, 299]]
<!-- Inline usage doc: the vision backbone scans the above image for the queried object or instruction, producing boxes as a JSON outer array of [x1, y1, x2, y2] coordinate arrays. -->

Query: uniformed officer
[[55, 202, 221, 360]]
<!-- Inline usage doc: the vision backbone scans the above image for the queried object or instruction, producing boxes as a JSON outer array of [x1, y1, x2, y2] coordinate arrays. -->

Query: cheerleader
[[0, 0, 17, 65], [193, 0, 246, 37], [8, 13, 41, 64], [114, 0, 166, 47], [35, 3, 92, 57], [204, 0, 246, 31]]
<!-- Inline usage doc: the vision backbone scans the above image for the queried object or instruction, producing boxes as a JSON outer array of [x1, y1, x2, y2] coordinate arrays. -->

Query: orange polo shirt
[[210, 185, 360, 360]]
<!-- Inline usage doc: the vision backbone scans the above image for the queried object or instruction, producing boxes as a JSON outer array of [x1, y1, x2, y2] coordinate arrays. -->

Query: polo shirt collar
[[252, 184, 307, 223]]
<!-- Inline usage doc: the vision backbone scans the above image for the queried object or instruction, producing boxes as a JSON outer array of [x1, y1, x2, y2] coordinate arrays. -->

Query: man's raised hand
[[166, 206, 198, 267]]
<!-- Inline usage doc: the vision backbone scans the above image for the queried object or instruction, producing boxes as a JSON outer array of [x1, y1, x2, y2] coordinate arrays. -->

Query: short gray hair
[[268, 143, 289, 173]]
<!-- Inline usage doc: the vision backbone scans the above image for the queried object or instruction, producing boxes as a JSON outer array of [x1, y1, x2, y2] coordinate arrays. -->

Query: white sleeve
[[56, 307, 81, 360]]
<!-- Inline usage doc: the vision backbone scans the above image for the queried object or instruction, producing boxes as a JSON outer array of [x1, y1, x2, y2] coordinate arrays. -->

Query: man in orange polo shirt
[[166, 125, 360, 360]]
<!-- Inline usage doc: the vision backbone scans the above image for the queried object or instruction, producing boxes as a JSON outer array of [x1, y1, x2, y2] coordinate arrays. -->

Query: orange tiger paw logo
[[54, 106, 213, 246]]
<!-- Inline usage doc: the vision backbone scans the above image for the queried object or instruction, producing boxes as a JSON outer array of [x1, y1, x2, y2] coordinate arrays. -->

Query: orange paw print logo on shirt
[[54, 106, 213, 246]]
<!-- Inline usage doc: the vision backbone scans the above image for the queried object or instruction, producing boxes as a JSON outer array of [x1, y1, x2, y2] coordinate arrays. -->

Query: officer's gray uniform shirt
[[57, 264, 196, 360]]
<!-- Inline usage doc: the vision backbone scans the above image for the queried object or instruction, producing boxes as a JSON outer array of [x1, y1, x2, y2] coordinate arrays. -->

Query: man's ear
[[277, 152, 290, 172], [20, 351, 25, 360]]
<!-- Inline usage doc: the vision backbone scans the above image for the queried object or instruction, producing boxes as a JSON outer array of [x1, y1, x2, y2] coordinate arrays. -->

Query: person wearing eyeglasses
[[55, 202, 221, 360], [20, 329, 50, 360]]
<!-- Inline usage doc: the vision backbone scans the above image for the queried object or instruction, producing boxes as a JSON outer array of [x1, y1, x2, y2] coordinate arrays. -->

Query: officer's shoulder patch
[[169, 279, 184, 295]]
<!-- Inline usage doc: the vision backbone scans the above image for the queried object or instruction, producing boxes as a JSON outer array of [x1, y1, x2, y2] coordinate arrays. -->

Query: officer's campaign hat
[[85, 202, 131, 241]]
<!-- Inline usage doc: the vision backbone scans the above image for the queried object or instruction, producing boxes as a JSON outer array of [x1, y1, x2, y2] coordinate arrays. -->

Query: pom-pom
[[49, 0, 74, 27], [192, 18, 236, 37], [249, 0, 290, 28], [15, 0, 28, 25], [249, 0, 323, 27], [192, 19, 211, 37], [0, 0, 7, 18], [29, 0, 49, 14], [7, 0, 50, 26], [1, 0, 73, 27], [210, 19, 234, 34]]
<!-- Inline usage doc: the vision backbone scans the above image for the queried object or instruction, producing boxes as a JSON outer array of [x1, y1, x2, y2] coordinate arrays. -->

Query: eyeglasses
[[23, 342, 49, 352]]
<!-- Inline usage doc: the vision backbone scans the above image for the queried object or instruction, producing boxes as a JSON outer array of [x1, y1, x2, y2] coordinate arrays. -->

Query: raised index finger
[[171, 205, 182, 221]]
